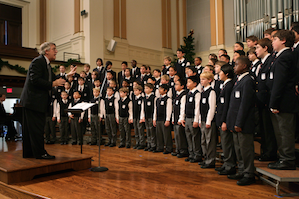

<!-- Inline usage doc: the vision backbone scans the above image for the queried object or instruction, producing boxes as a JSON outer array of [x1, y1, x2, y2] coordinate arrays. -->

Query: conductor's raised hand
[[53, 78, 66, 87], [67, 65, 77, 77]]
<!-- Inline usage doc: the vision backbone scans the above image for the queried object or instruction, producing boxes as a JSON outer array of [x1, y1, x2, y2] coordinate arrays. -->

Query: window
[[0, 3, 22, 46]]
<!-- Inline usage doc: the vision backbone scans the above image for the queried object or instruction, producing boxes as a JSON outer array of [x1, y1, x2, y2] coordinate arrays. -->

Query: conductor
[[20, 42, 77, 159]]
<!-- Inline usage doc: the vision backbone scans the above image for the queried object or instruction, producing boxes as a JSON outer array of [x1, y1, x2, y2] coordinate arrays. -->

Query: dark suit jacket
[[215, 80, 233, 127], [226, 73, 255, 134], [93, 66, 105, 83], [268, 49, 298, 113], [20, 55, 57, 113], [118, 71, 125, 88], [131, 67, 140, 79]]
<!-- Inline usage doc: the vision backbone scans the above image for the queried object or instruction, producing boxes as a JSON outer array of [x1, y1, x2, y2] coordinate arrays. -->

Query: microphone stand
[[91, 65, 108, 172]]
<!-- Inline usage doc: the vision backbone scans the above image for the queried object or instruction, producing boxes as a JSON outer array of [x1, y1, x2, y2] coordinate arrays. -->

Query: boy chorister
[[248, 47, 261, 76], [68, 91, 85, 145], [140, 83, 156, 151], [132, 85, 146, 149], [88, 88, 101, 145], [182, 76, 202, 163], [267, 30, 298, 170], [255, 38, 277, 162], [56, 91, 71, 145], [226, 56, 256, 186], [162, 56, 172, 75], [117, 87, 133, 148], [100, 87, 119, 147], [153, 69, 161, 90], [198, 72, 217, 168], [215, 64, 236, 175], [172, 79, 189, 158], [153, 84, 173, 154]]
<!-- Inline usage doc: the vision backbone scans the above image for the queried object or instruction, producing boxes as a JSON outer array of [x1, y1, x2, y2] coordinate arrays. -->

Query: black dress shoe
[[201, 163, 215, 168], [177, 153, 189, 158], [71, 142, 77, 145], [171, 152, 178, 156], [258, 154, 277, 162], [185, 157, 193, 162], [163, 151, 171, 154], [268, 160, 296, 170], [153, 150, 163, 153], [148, 147, 155, 152], [100, 140, 106, 145], [60, 142, 64, 145], [190, 158, 202, 163], [126, 145, 131, 148], [36, 153, 55, 159], [144, 147, 148, 151], [215, 166, 225, 171], [90, 142, 97, 146], [228, 173, 244, 180], [133, 145, 139, 149], [137, 145, 145, 150], [198, 161, 204, 165], [218, 168, 236, 175], [118, 145, 125, 148], [237, 177, 255, 186], [109, 144, 116, 147], [64, 141, 68, 145], [104, 143, 111, 146]]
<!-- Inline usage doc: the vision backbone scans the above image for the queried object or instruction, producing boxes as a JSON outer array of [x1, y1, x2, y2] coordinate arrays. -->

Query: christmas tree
[[173, 29, 195, 64]]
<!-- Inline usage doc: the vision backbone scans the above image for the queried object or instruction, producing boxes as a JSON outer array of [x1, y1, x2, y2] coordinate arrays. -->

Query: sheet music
[[69, 102, 95, 111]]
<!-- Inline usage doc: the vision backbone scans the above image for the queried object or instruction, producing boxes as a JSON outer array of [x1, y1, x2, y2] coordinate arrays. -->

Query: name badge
[[109, 102, 113, 106], [84, 93, 87, 96], [58, 89, 61, 92], [156, 85, 159, 89], [220, 97, 224, 104], [122, 105, 126, 109], [136, 75, 139, 78], [235, 91, 240, 98], [176, 100, 179, 105], [130, 83, 133, 87], [252, 67, 256, 72], [138, 100, 141, 105], [220, 84, 223, 89], [161, 101, 164, 105], [167, 71, 169, 74], [147, 101, 151, 106], [261, 73, 266, 80], [52, 95, 55, 99], [171, 82, 174, 86], [182, 63, 185, 66], [96, 101, 99, 104], [144, 81, 147, 85], [269, 72, 274, 80], [74, 77, 77, 80], [202, 98, 206, 104]]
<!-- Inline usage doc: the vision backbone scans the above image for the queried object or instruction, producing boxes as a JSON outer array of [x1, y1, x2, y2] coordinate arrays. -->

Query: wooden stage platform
[[0, 145, 92, 184]]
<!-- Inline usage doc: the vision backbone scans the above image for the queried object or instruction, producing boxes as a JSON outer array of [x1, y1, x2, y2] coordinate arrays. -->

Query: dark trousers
[[59, 117, 69, 142], [259, 106, 277, 157], [45, 116, 56, 142], [23, 108, 47, 158], [233, 131, 255, 178], [133, 118, 145, 146], [173, 124, 188, 155], [270, 112, 296, 163], [145, 118, 156, 148], [105, 114, 117, 144], [70, 117, 82, 143], [90, 115, 100, 143], [185, 118, 202, 160], [219, 128, 236, 170], [156, 121, 173, 152], [119, 117, 131, 146]]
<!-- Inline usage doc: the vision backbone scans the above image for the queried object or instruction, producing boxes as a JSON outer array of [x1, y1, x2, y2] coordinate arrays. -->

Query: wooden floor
[[0, 138, 299, 199]]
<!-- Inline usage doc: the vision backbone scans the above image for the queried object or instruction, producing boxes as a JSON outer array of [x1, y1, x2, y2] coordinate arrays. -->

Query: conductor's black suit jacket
[[20, 55, 57, 113]]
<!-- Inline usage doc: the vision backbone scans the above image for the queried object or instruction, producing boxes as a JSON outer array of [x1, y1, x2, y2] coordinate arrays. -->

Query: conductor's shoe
[[118, 145, 125, 148], [36, 153, 55, 159], [227, 173, 244, 180], [237, 177, 255, 186], [71, 141, 77, 145]]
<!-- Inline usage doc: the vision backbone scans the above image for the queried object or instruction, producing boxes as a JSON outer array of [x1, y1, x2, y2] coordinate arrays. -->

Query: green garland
[[0, 58, 81, 75], [0, 58, 28, 75]]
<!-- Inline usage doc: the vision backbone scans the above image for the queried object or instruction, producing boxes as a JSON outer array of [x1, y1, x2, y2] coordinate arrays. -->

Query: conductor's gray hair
[[39, 42, 56, 55]]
